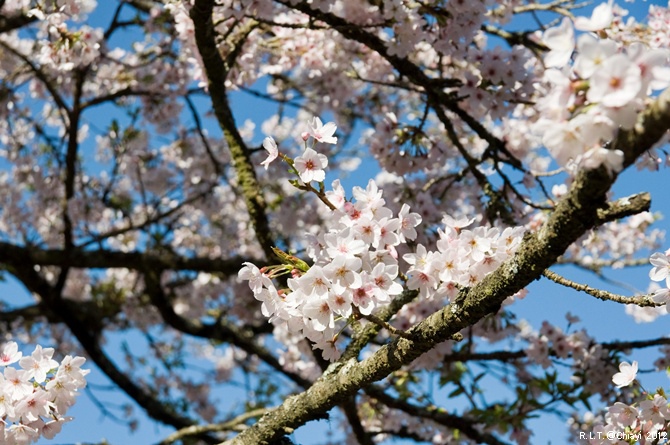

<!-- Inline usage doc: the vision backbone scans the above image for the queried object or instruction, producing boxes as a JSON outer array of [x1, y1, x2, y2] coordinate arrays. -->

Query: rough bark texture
[[190, 0, 276, 262]]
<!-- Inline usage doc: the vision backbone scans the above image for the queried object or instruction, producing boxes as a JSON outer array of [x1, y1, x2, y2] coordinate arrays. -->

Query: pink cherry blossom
[[302, 296, 335, 332], [638, 394, 670, 426], [607, 402, 638, 429], [40, 417, 72, 440], [15, 391, 52, 422]]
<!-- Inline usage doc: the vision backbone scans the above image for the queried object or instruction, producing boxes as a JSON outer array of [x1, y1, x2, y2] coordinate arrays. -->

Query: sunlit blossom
[[612, 361, 638, 388]]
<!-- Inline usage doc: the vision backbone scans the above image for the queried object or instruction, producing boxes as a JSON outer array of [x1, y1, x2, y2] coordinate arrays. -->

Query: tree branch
[[595, 193, 652, 225], [0, 241, 259, 276], [543, 269, 661, 307], [143, 269, 312, 389], [190, 0, 277, 262], [365, 386, 512, 445], [157, 408, 268, 445], [0, 11, 36, 34]]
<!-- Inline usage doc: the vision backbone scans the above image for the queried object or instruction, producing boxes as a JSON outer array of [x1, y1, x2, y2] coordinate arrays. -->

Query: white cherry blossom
[[573, 34, 617, 79], [611, 360, 638, 388], [260, 136, 278, 170], [0, 343, 88, 443], [308, 117, 337, 144], [542, 18, 575, 68], [587, 54, 642, 107], [649, 250, 670, 286], [574, 1, 613, 32], [294, 147, 328, 183]]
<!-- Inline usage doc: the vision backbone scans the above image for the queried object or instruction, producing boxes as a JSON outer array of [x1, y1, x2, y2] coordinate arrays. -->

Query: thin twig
[[543, 269, 662, 307]]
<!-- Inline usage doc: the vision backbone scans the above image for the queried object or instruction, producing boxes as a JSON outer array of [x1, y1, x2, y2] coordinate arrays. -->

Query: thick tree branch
[[190, 0, 277, 262], [0, 11, 36, 34], [0, 241, 258, 276], [143, 269, 312, 389]]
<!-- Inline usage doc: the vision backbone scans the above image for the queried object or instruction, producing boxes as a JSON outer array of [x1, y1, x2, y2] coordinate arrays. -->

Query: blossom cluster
[[239, 178, 422, 360], [165, 0, 208, 88], [260, 116, 336, 182], [522, 318, 617, 395], [240, 119, 527, 360], [24, 1, 102, 72], [403, 217, 525, 301], [0, 341, 89, 444], [590, 395, 670, 445], [573, 361, 670, 445], [536, 3, 670, 174]]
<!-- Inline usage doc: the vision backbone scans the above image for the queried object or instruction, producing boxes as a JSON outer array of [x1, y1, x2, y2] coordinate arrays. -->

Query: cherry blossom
[[308, 117, 338, 144], [611, 360, 638, 388], [649, 250, 670, 286], [293, 147, 328, 183], [574, 1, 614, 32], [542, 18, 575, 68], [0, 342, 88, 443], [573, 34, 617, 79], [241, 127, 526, 357], [587, 54, 642, 107], [19, 345, 59, 383], [607, 402, 638, 429], [260, 136, 279, 170], [0, 342, 21, 367]]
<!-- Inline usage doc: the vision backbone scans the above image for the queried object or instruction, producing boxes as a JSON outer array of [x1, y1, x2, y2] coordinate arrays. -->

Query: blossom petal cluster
[[0, 342, 89, 444], [240, 179, 422, 360], [586, 392, 670, 444], [258, 117, 336, 181], [536, 11, 670, 174], [403, 218, 525, 301], [522, 319, 615, 395]]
